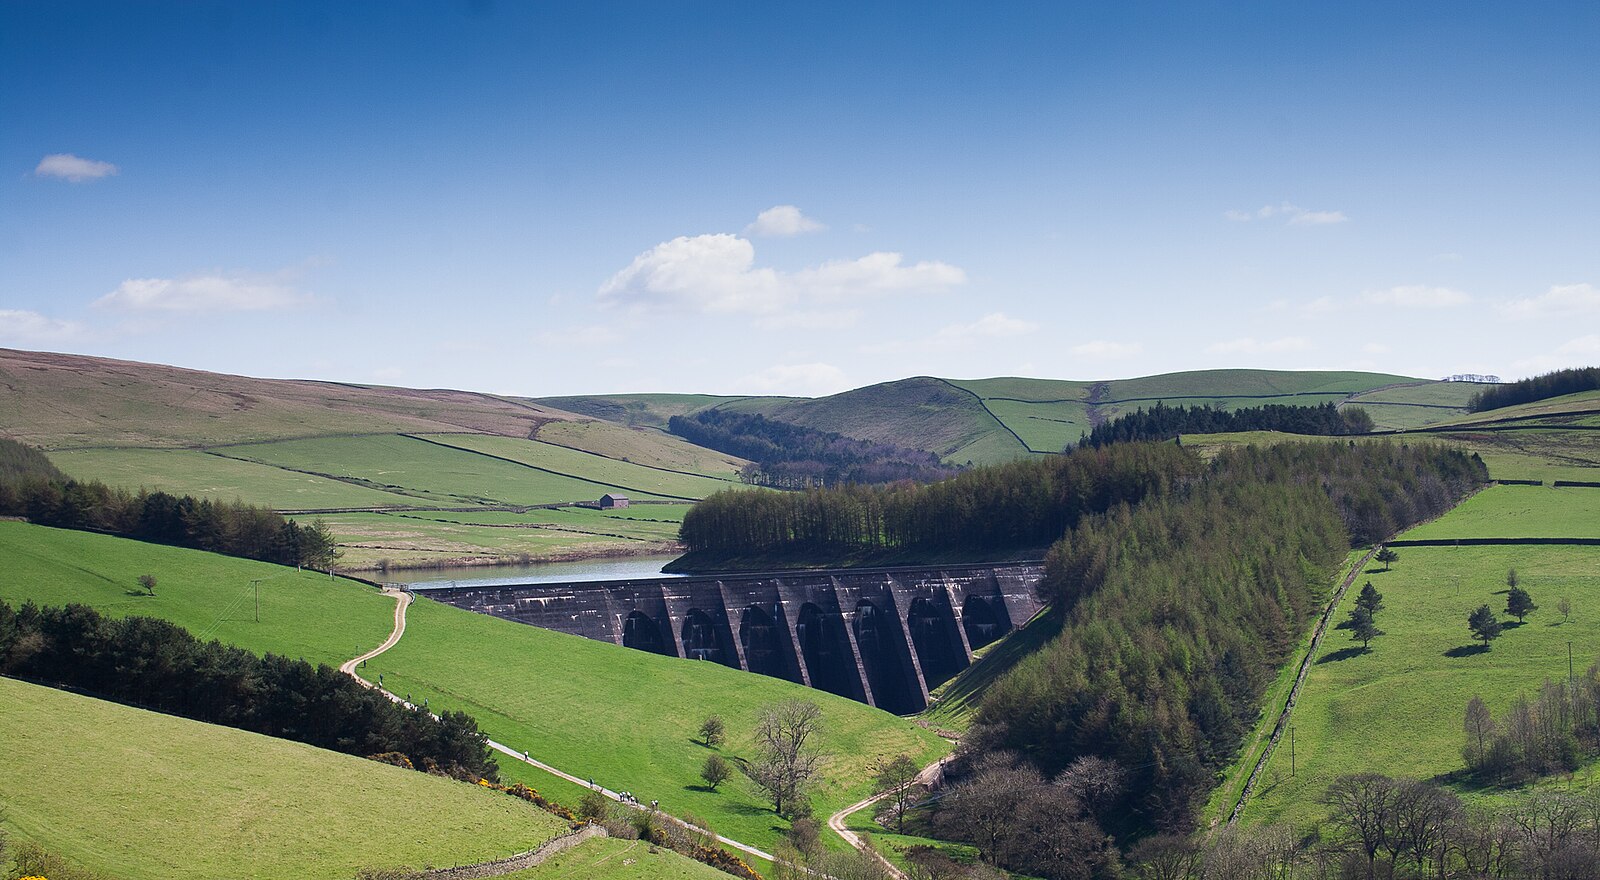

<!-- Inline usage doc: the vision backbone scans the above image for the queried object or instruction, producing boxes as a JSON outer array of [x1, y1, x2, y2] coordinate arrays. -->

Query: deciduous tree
[[750, 700, 823, 818], [873, 754, 921, 833], [700, 753, 731, 791], [698, 714, 725, 747]]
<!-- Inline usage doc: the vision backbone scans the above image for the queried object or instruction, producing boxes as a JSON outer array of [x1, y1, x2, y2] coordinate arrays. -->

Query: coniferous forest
[[1078, 400, 1374, 448], [1467, 366, 1600, 412], [943, 442, 1486, 872], [679, 441, 1200, 558]]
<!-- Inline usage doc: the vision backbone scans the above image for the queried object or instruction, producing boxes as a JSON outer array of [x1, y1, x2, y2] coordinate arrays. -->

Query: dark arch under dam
[[417, 561, 1044, 714]]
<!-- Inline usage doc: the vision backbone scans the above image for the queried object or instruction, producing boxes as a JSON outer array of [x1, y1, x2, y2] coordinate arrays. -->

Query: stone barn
[[599, 494, 629, 509]]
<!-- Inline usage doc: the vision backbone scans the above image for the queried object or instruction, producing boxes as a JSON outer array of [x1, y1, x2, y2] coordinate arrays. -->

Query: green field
[[1401, 484, 1600, 540], [53, 446, 428, 509], [1238, 543, 1600, 828], [534, 418, 747, 478], [0, 521, 392, 665], [0, 677, 570, 880], [420, 433, 742, 499], [364, 595, 950, 855]]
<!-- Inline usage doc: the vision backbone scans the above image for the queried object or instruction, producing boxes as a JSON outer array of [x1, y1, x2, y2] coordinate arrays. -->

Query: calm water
[[390, 554, 684, 589]]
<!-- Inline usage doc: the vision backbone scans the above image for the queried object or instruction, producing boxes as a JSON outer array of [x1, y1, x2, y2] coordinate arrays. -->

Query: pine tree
[[1347, 606, 1382, 650], [1506, 586, 1536, 622], [1468, 605, 1503, 647], [1355, 581, 1384, 614]]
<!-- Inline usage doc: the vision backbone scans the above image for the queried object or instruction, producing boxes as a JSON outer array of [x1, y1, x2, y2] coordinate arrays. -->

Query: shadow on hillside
[[1317, 646, 1367, 664], [1504, 620, 1526, 629], [1445, 644, 1491, 658]]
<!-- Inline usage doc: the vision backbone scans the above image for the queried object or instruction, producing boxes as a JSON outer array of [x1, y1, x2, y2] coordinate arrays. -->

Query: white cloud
[[535, 324, 622, 347], [735, 362, 850, 397], [933, 313, 1037, 342], [1557, 334, 1600, 356], [95, 272, 309, 312], [755, 309, 861, 331], [1302, 296, 1341, 314], [34, 153, 119, 182], [744, 205, 826, 238], [1227, 201, 1348, 226], [1206, 336, 1313, 355], [1502, 283, 1600, 318], [1071, 340, 1143, 359], [599, 233, 965, 314], [1363, 285, 1471, 308], [0, 309, 83, 344]]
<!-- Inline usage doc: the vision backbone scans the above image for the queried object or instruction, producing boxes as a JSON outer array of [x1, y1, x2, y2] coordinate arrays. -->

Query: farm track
[[827, 753, 955, 880], [340, 589, 782, 868]]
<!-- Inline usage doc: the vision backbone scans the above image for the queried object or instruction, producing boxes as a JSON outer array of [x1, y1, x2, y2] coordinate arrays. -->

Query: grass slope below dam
[[0, 520, 947, 864]]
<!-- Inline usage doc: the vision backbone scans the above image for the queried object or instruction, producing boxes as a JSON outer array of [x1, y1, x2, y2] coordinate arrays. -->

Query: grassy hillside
[[365, 595, 951, 855], [533, 392, 759, 431], [1236, 543, 1600, 828], [0, 677, 570, 880], [0, 521, 392, 665], [0, 520, 945, 863]]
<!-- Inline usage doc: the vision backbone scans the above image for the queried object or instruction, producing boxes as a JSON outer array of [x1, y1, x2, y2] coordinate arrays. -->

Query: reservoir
[[391, 554, 683, 590]]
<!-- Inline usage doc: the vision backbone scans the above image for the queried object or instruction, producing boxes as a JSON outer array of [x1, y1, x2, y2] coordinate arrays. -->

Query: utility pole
[[252, 579, 263, 622], [1570, 640, 1575, 686], [1290, 726, 1296, 777]]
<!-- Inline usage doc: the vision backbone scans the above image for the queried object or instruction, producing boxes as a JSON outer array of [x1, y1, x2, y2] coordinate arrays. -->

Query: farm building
[[599, 494, 630, 509]]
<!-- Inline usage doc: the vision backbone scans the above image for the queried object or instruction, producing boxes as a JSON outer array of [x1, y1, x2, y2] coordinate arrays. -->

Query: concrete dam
[[418, 562, 1045, 714]]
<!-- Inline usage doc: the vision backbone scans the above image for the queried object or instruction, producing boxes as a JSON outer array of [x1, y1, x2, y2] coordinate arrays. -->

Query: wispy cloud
[[1226, 201, 1348, 226], [1071, 340, 1142, 359], [1206, 336, 1313, 355], [1363, 285, 1471, 308], [34, 153, 119, 182], [735, 362, 850, 397], [95, 271, 310, 312], [599, 233, 964, 314], [744, 205, 826, 238], [0, 309, 84, 344], [934, 312, 1038, 344], [1502, 283, 1600, 318]]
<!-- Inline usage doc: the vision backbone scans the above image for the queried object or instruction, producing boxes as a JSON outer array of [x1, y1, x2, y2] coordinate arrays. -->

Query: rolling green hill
[[0, 348, 750, 569], [0, 676, 571, 880], [540, 370, 1471, 466]]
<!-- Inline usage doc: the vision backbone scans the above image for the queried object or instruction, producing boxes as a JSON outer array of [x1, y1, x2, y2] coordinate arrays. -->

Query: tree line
[[678, 441, 1200, 557], [0, 601, 498, 781], [668, 409, 957, 487], [1468, 366, 1600, 412], [1077, 400, 1374, 449], [949, 442, 1485, 869], [1462, 663, 1600, 783], [0, 438, 336, 570]]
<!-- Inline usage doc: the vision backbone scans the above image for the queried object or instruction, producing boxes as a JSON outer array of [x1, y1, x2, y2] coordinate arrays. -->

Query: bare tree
[[1127, 834, 1199, 880], [936, 751, 1039, 865], [1054, 754, 1127, 822], [1464, 695, 1495, 768], [750, 700, 824, 818], [1559, 596, 1572, 624], [873, 754, 922, 833], [1322, 773, 1400, 880], [137, 573, 156, 595], [700, 753, 731, 791]]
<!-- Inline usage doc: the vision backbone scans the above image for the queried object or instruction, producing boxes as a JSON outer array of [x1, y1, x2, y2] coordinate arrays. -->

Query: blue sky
[[3, 2, 1597, 396]]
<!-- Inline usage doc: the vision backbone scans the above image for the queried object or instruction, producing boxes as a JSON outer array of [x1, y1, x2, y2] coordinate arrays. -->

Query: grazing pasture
[[1238, 542, 1600, 828]]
